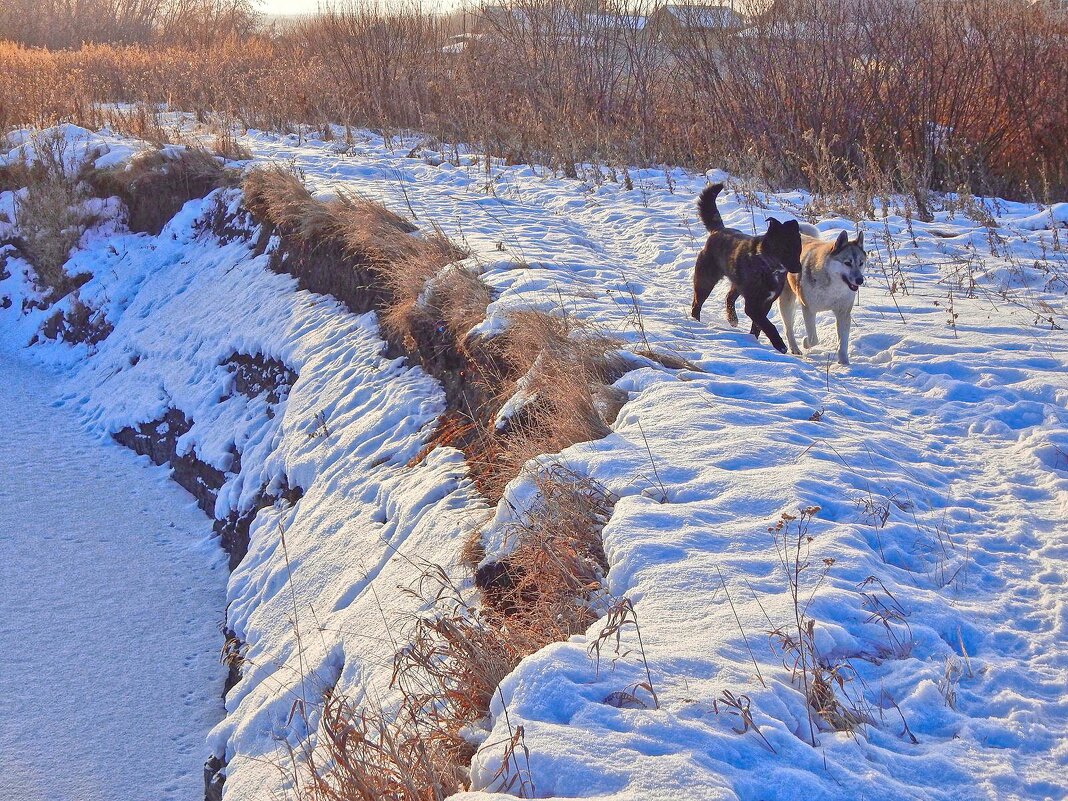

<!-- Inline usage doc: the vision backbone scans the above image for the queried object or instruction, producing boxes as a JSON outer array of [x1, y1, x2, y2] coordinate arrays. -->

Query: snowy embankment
[[1, 122, 1066, 801]]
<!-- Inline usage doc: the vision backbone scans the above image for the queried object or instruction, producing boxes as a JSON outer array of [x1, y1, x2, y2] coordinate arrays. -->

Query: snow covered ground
[[1, 122, 1065, 800], [0, 345, 226, 801]]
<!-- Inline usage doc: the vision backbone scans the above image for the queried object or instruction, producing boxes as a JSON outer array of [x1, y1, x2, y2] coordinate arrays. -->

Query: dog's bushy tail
[[697, 183, 725, 232]]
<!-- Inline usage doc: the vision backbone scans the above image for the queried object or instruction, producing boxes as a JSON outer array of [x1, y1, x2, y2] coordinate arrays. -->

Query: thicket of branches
[[0, 0, 258, 48], [1, 0, 1065, 201]]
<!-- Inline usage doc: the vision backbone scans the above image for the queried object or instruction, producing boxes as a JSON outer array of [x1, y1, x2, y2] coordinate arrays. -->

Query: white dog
[[778, 227, 866, 365]]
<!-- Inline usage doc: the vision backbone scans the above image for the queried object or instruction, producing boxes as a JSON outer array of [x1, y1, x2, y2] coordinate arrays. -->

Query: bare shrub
[[6, 132, 93, 296], [0, 0, 258, 49], [15, 176, 88, 294], [2, 0, 1065, 199]]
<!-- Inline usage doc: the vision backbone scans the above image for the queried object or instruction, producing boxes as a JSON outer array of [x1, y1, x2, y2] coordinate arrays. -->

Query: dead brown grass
[[242, 166, 418, 314], [300, 690, 461, 801], [476, 464, 615, 642], [470, 310, 626, 498], [294, 465, 615, 799], [85, 146, 234, 234], [3, 0, 1066, 200]]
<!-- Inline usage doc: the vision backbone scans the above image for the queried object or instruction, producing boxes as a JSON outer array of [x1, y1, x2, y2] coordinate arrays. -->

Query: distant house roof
[[586, 13, 649, 30], [661, 4, 745, 29], [477, 4, 583, 31]]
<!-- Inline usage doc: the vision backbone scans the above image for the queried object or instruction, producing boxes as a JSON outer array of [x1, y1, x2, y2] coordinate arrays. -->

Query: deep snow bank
[[2, 122, 1066, 801]]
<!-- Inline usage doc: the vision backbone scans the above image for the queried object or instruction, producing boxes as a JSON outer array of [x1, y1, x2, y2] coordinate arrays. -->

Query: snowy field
[[0, 345, 226, 801], [1, 122, 1065, 800]]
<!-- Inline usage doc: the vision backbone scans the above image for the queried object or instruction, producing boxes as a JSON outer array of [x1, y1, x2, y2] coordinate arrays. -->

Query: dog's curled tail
[[697, 183, 725, 232]]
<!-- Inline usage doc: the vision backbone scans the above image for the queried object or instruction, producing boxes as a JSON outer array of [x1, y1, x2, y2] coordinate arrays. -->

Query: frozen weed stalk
[[588, 597, 659, 710], [768, 506, 870, 745]]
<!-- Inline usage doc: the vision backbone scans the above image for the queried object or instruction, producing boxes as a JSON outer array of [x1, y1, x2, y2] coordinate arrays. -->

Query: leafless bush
[[6, 132, 92, 296], [0, 0, 257, 49], [15, 177, 87, 294], [373, 229, 473, 346]]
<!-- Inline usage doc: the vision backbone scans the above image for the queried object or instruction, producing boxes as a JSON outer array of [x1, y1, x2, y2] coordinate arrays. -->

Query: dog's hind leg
[[691, 255, 720, 321], [745, 298, 788, 353], [725, 285, 740, 327], [778, 290, 801, 354]]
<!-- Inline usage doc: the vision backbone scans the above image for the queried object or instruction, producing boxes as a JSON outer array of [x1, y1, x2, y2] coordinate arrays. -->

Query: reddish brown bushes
[[2, 0, 1065, 199]]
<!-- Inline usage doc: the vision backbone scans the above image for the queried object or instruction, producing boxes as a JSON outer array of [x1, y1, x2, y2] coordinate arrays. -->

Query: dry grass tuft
[[476, 464, 615, 645], [472, 311, 626, 498], [373, 229, 472, 346], [301, 690, 462, 801], [242, 166, 419, 314], [244, 167, 416, 252], [211, 128, 252, 161], [86, 146, 234, 234], [768, 507, 874, 742], [242, 166, 333, 240]]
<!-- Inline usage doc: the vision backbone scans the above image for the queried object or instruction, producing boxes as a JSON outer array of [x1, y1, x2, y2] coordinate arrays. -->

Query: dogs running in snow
[[778, 226, 867, 365], [690, 183, 802, 354]]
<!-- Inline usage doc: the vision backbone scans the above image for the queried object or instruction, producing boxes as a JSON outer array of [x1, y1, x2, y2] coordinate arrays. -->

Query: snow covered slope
[[1, 123, 1065, 800]]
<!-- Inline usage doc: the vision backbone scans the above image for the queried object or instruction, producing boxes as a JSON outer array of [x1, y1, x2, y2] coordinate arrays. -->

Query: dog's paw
[[789, 345, 801, 355], [838, 356, 850, 366], [774, 342, 788, 354], [802, 335, 818, 349]]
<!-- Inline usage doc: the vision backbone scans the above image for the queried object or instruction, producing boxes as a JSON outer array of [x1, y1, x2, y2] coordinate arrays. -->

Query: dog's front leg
[[835, 310, 852, 365], [801, 304, 819, 349], [745, 299, 788, 353], [779, 291, 801, 354]]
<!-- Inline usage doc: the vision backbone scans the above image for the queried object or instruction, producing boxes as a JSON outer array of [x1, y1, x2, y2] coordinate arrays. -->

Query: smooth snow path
[[0, 349, 226, 801]]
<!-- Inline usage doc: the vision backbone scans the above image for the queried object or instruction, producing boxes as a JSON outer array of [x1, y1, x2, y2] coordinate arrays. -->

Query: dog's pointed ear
[[833, 230, 849, 253], [854, 230, 864, 248], [783, 220, 800, 233], [766, 218, 781, 233]]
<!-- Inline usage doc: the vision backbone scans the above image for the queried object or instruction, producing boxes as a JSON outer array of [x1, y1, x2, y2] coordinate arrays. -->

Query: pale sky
[[259, 0, 459, 14]]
